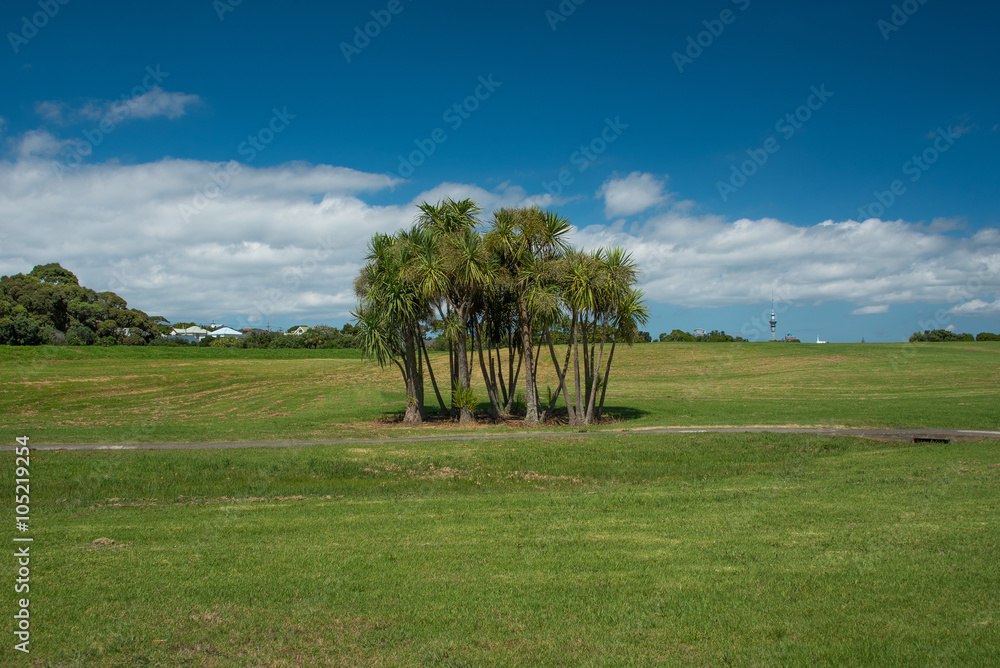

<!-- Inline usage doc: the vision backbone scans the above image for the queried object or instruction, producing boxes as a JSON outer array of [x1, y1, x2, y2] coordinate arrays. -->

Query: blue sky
[[1, 0, 998, 341]]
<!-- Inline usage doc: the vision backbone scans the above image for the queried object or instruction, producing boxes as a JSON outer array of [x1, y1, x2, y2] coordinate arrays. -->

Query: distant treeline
[[909, 329, 998, 342], [657, 329, 747, 343], [199, 326, 361, 349]]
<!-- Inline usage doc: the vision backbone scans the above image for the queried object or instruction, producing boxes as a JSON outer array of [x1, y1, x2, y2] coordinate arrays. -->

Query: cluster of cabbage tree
[[353, 199, 647, 426]]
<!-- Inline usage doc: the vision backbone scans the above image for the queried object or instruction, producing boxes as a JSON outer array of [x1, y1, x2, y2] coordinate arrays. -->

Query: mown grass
[[1, 342, 998, 444], [12, 433, 1000, 666]]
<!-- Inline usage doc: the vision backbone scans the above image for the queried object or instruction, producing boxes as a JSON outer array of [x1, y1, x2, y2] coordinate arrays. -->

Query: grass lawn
[[2, 342, 999, 444], [12, 432, 1000, 666]]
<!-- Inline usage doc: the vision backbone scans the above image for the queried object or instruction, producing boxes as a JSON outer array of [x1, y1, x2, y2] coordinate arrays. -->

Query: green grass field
[[2, 342, 998, 444], [3, 343, 999, 665], [11, 433, 1000, 666]]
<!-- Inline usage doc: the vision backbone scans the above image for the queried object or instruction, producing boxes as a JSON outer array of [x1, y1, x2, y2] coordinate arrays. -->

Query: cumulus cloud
[[2, 150, 998, 331], [598, 172, 669, 218], [573, 212, 1000, 310], [849, 305, 890, 315], [106, 87, 200, 121], [35, 87, 200, 126], [948, 298, 1000, 316], [0, 155, 538, 327], [13, 130, 71, 159]]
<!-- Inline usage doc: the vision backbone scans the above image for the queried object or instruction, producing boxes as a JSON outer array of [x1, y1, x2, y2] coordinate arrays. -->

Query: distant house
[[287, 326, 311, 336], [210, 326, 243, 338], [169, 325, 209, 342]]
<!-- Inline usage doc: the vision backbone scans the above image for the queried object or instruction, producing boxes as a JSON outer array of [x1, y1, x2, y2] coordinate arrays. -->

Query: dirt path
[[12, 426, 1000, 451]]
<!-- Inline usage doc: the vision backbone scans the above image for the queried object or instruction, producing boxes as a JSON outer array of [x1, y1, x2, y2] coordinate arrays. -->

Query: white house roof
[[171, 326, 209, 335], [210, 326, 243, 336]]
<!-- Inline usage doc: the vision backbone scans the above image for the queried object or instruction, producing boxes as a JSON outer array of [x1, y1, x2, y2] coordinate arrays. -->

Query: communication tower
[[769, 297, 777, 341]]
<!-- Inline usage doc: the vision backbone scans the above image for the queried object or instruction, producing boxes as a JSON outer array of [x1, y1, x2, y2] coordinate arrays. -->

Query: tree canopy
[[353, 200, 648, 426], [0, 263, 158, 346]]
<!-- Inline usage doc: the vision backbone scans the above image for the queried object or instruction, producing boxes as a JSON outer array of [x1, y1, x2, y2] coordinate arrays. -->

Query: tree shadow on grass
[[375, 403, 651, 427]]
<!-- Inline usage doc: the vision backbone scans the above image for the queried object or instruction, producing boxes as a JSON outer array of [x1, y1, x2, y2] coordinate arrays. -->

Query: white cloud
[[106, 87, 200, 121], [572, 212, 1000, 310], [948, 298, 1000, 316], [13, 130, 71, 159], [35, 87, 201, 126], [0, 155, 539, 327], [34, 101, 67, 124], [2, 148, 999, 331], [598, 172, 669, 218], [849, 305, 890, 315]]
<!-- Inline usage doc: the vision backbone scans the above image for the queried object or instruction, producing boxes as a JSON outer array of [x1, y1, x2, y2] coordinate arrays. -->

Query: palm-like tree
[[415, 198, 493, 424], [353, 201, 645, 428], [555, 247, 647, 425], [352, 230, 428, 424], [596, 285, 649, 420], [486, 206, 570, 425]]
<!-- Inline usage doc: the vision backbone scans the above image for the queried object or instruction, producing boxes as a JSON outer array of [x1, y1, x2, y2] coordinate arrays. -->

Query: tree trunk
[[518, 300, 539, 425], [584, 321, 608, 424], [581, 321, 591, 413], [572, 312, 584, 426], [453, 319, 473, 425], [596, 337, 617, 421], [402, 328, 423, 424], [503, 348, 523, 415], [420, 337, 448, 415], [542, 330, 575, 424], [475, 323, 502, 419]]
